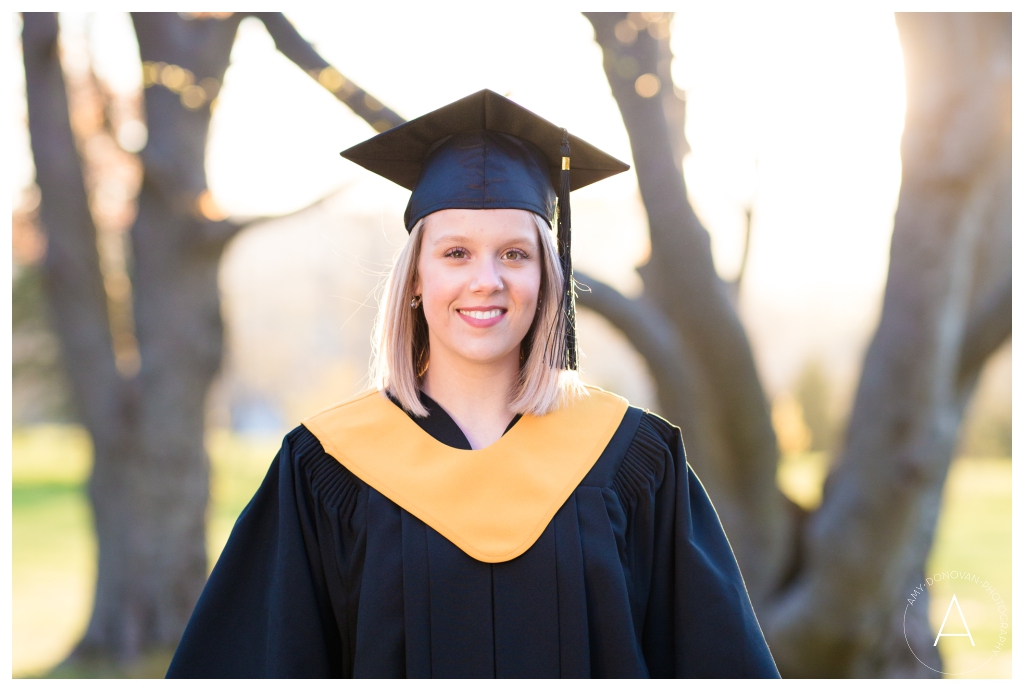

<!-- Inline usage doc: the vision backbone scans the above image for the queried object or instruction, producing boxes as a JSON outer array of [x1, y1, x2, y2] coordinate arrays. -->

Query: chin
[[447, 340, 521, 365], [455, 348, 518, 365]]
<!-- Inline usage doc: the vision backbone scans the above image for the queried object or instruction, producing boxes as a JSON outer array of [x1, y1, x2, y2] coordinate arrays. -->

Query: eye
[[444, 247, 468, 259], [503, 248, 528, 261]]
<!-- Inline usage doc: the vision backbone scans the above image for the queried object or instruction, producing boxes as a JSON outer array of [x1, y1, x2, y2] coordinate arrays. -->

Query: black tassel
[[557, 128, 578, 371]]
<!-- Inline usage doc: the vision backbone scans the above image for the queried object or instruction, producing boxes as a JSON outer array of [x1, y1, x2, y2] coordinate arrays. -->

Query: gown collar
[[388, 389, 521, 451], [302, 387, 629, 562]]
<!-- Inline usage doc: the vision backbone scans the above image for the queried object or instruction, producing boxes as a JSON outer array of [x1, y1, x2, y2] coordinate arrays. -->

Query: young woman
[[167, 90, 779, 679]]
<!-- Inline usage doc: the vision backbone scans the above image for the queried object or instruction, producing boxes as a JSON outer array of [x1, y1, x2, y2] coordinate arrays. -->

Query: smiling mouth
[[457, 308, 506, 319]]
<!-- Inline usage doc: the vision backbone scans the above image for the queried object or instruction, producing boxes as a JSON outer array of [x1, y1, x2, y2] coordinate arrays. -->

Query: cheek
[[514, 265, 543, 315], [418, 263, 460, 312]]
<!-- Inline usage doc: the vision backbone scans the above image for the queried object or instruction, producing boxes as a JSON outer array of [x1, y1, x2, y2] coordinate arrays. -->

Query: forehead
[[423, 208, 540, 245]]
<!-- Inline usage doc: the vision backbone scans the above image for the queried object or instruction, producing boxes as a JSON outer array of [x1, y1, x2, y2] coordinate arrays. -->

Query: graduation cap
[[340, 89, 630, 371]]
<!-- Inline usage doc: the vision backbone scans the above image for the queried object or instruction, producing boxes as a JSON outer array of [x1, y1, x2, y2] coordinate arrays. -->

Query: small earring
[[410, 295, 422, 309]]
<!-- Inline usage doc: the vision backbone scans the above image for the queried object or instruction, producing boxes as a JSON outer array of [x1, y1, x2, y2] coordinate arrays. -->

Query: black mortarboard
[[340, 89, 629, 371]]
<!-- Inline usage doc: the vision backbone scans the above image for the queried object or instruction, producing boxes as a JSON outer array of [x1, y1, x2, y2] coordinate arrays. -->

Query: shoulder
[[605, 408, 684, 505], [284, 424, 366, 511], [629, 409, 683, 459]]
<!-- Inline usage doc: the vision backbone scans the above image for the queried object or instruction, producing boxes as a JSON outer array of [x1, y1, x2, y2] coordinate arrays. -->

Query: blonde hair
[[371, 211, 585, 417]]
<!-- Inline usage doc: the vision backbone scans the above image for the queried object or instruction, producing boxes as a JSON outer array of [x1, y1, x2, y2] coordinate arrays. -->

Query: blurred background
[[11, 9, 1010, 679]]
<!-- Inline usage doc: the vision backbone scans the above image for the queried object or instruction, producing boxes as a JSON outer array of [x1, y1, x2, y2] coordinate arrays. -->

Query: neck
[[420, 344, 520, 450]]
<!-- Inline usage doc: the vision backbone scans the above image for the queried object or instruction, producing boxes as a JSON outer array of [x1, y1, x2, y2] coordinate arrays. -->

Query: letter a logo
[[933, 594, 975, 646]]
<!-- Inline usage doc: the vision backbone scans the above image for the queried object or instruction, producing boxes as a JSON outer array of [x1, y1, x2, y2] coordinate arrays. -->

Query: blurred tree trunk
[[22, 11, 403, 664], [583, 11, 1010, 677], [763, 13, 1011, 677], [24, 11, 246, 661], [583, 11, 795, 609]]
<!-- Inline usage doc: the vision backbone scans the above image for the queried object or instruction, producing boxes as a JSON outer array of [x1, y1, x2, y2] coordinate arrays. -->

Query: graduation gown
[[167, 388, 778, 678]]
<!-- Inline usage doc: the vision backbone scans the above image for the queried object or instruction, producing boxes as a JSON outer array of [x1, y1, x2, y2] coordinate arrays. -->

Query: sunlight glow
[[12, 8, 908, 397]]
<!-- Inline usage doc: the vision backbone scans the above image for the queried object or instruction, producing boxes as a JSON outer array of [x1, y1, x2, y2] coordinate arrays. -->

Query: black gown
[[167, 392, 779, 678]]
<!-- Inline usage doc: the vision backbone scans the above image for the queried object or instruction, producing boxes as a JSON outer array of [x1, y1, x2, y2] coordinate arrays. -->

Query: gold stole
[[302, 386, 628, 563]]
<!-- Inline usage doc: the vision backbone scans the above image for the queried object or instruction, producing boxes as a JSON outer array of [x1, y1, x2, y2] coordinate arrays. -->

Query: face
[[414, 208, 542, 369]]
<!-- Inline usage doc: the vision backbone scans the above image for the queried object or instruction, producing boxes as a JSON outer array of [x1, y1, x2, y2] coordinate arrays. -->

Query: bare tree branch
[[574, 271, 746, 539], [584, 11, 791, 606], [585, 11, 781, 503], [957, 139, 1011, 388], [654, 13, 689, 174], [575, 272, 694, 415], [189, 12, 409, 248], [22, 12, 126, 446], [725, 203, 753, 308], [763, 12, 1011, 677], [254, 12, 406, 132], [958, 275, 1010, 384]]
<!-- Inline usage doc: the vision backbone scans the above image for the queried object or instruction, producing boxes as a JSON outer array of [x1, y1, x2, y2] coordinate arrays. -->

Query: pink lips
[[456, 305, 507, 328]]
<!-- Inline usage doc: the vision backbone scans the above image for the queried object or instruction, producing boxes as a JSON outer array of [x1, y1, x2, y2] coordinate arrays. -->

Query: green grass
[[12, 426, 95, 678], [205, 431, 281, 563], [925, 458, 1012, 678], [13, 427, 1012, 678], [12, 426, 278, 678], [41, 650, 177, 679], [777, 452, 1012, 678]]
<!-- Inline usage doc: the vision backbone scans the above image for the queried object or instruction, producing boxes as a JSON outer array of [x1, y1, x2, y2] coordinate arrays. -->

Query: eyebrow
[[430, 233, 539, 247], [430, 233, 472, 246]]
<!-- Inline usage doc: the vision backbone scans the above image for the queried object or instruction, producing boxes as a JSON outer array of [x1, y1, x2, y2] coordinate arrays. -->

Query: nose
[[468, 255, 504, 294]]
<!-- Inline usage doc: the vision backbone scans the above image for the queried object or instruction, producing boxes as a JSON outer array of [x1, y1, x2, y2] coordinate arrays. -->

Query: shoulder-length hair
[[371, 211, 585, 418]]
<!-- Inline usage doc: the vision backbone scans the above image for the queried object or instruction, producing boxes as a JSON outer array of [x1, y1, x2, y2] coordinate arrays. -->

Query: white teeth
[[460, 309, 503, 320]]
